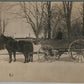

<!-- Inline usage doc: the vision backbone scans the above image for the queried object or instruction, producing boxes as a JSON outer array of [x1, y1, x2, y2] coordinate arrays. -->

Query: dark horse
[[0, 34, 33, 63]]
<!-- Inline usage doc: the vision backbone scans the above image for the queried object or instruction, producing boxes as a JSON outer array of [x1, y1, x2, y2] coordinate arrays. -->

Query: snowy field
[[0, 49, 84, 82]]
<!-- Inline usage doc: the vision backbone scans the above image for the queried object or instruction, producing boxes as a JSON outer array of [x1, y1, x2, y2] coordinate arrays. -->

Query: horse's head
[[0, 34, 4, 38], [0, 34, 7, 44], [0, 34, 4, 39], [0, 34, 14, 44], [0, 34, 6, 49]]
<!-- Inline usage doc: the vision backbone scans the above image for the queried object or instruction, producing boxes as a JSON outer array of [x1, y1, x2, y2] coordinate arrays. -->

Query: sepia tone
[[0, 1, 84, 83]]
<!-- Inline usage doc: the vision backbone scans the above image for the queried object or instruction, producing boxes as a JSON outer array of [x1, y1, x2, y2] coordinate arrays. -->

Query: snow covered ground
[[0, 49, 84, 82]]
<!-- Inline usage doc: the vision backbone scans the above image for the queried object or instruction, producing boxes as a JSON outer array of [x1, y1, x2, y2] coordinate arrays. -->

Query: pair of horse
[[0, 34, 33, 63]]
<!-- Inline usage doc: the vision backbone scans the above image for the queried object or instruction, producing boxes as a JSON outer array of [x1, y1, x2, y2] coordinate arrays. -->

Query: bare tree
[[72, 20, 82, 39], [78, 2, 84, 36], [51, 4, 65, 39], [82, 2, 84, 36], [47, 1, 51, 39], [43, 2, 65, 39], [63, 1, 73, 39], [0, 2, 18, 35], [0, 11, 9, 34], [17, 2, 46, 41]]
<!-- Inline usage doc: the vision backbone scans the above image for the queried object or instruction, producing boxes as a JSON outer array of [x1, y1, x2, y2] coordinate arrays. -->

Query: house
[[14, 34, 36, 41]]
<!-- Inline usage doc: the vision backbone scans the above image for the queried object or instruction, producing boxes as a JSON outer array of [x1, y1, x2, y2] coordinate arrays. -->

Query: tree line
[[0, 2, 84, 40]]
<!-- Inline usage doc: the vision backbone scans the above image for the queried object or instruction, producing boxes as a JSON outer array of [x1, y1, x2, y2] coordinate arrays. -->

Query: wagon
[[15, 38, 84, 62], [68, 39, 84, 62], [40, 39, 84, 62]]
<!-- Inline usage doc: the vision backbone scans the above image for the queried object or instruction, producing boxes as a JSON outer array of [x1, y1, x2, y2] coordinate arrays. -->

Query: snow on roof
[[14, 34, 28, 38]]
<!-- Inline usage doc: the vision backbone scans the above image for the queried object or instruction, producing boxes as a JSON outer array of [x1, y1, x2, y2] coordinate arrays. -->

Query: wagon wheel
[[68, 39, 84, 61]]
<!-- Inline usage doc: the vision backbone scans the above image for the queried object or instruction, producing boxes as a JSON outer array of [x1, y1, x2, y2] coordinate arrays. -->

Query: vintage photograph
[[0, 1, 84, 82]]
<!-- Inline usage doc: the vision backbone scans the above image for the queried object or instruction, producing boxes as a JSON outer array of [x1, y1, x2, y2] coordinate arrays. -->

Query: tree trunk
[[82, 2, 84, 36], [63, 1, 72, 39], [67, 14, 71, 39], [47, 1, 51, 39]]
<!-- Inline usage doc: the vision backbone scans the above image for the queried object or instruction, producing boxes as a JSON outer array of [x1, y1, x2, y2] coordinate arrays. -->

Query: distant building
[[13, 34, 36, 41]]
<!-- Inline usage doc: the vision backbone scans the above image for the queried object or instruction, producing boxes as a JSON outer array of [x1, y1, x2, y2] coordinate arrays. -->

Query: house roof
[[14, 34, 27, 38]]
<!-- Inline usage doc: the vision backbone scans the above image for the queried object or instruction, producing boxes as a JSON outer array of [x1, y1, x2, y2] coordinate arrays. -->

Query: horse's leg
[[28, 53, 33, 62], [24, 56, 26, 63], [26, 53, 31, 63], [25, 53, 32, 63], [24, 53, 27, 63], [13, 51, 16, 62], [27, 54, 29, 63], [8, 51, 12, 63], [30, 53, 33, 62]]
